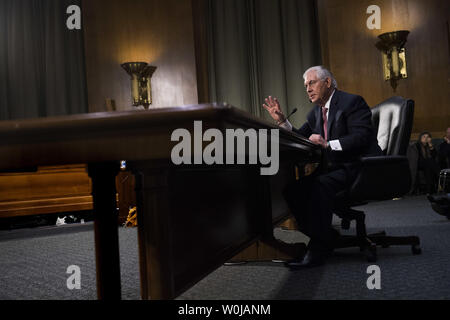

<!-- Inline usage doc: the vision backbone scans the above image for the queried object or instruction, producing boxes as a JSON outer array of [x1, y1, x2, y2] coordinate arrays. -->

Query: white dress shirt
[[279, 90, 343, 151]]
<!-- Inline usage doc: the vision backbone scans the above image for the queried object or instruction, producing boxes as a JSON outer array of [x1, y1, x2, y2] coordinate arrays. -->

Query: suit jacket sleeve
[[338, 96, 375, 152], [293, 123, 313, 138], [292, 109, 315, 138]]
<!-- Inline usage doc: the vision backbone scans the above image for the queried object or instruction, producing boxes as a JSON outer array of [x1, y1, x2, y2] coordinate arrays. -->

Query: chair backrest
[[371, 96, 415, 156]]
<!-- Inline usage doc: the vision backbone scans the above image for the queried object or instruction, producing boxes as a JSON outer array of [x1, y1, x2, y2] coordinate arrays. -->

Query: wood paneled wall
[[82, 0, 198, 112], [317, 0, 450, 138]]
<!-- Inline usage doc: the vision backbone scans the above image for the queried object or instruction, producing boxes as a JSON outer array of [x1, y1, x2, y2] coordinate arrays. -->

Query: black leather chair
[[333, 96, 421, 262]]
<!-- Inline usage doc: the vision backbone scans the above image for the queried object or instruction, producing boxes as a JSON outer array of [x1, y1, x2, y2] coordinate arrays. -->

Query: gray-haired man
[[263, 66, 381, 268]]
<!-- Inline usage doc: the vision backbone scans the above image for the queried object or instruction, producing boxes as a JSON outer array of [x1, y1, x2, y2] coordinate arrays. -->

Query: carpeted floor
[[0, 195, 449, 300]]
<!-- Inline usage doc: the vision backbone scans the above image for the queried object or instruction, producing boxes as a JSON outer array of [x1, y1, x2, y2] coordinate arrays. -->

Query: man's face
[[304, 71, 332, 105], [446, 128, 450, 139]]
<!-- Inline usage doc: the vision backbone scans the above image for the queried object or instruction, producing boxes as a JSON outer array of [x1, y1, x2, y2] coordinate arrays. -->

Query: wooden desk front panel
[[168, 166, 262, 295], [162, 161, 301, 297]]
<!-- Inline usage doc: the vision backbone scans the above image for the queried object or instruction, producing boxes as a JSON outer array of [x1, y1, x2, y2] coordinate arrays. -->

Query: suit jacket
[[438, 141, 450, 169], [294, 90, 382, 170]]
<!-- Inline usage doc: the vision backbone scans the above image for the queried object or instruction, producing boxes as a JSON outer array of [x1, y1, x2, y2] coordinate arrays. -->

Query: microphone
[[286, 108, 298, 120], [277, 107, 298, 126]]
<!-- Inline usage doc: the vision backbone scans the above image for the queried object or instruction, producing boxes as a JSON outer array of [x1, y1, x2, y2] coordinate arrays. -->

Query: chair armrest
[[349, 155, 411, 201], [359, 155, 408, 165]]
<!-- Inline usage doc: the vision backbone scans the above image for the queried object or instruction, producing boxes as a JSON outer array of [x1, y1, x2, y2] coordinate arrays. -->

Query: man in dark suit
[[263, 66, 382, 268], [438, 127, 450, 169]]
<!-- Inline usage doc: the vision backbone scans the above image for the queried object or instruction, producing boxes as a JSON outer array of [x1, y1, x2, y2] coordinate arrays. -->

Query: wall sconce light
[[375, 30, 410, 91], [121, 62, 157, 109]]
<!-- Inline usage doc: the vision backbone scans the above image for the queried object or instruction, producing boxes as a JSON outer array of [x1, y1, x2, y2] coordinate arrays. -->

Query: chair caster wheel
[[412, 245, 422, 255]]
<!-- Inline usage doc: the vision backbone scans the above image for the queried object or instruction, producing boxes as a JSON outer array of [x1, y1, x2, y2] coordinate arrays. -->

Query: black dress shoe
[[285, 249, 330, 269], [283, 251, 306, 266]]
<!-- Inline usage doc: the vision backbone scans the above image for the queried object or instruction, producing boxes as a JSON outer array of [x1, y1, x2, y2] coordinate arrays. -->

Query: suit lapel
[[327, 90, 340, 139]]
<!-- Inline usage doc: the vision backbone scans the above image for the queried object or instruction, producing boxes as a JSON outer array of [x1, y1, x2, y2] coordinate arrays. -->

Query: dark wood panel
[[169, 166, 261, 295], [82, 0, 198, 112], [317, 0, 450, 137]]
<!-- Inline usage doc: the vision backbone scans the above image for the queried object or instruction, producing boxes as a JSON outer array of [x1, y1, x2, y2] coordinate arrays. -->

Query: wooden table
[[0, 104, 320, 299]]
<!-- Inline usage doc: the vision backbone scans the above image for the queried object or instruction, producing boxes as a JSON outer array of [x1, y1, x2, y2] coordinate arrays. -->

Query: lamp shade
[[121, 62, 157, 109], [377, 30, 410, 49], [121, 62, 148, 76]]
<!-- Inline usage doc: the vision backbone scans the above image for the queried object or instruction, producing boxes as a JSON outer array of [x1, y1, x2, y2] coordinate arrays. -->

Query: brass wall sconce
[[121, 62, 157, 109], [375, 30, 409, 91]]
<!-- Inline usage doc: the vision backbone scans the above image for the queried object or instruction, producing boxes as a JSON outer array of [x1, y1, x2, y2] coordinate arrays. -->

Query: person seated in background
[[415, 132, 440, 194], [438, 127, 450, 169]]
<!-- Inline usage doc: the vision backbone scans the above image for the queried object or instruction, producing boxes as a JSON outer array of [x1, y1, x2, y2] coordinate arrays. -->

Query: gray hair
[[303, 66, 338, 89]]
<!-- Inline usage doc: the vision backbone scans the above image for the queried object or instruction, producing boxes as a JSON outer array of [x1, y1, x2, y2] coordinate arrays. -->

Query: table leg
[[88, 162, 121, 300]]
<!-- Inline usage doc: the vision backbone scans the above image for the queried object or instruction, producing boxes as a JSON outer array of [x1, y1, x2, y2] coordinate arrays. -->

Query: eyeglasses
[[304, 79, 323, 89]]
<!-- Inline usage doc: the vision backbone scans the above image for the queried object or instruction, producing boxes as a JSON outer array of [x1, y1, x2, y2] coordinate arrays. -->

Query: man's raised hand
[[263, 96, 285, 124]]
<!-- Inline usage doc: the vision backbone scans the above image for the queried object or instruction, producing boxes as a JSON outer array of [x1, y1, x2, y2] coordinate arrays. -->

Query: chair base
[[335, 232, 421, 262], [334, 208, 422, 262]]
